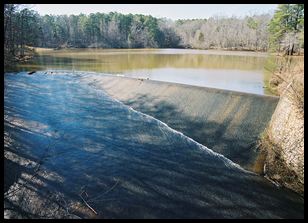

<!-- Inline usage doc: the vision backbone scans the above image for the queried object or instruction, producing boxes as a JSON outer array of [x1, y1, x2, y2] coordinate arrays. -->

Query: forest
[[4, 4, 304, 67]]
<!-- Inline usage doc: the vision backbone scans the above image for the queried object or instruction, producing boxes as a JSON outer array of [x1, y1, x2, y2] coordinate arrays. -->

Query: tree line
[[174, 15, 272, 51], [4, 4, 304, 66], [269, 4, 304, 55]]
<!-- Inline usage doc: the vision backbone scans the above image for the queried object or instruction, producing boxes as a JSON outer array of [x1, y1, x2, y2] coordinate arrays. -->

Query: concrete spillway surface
[[4, 71, 303, 219], [81, 74, 280, 172]]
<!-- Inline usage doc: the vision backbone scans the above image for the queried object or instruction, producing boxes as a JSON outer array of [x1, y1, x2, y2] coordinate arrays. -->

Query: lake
[[17, 48, 273, 95]]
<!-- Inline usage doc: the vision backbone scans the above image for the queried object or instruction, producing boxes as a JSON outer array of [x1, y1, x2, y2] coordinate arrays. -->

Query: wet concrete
[[4, 71, 303, 219], [81, 74, 279, 172]]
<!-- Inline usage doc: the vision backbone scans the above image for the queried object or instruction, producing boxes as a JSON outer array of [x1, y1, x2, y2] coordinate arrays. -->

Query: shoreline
[[34, 47, 270, 56], [34, 46, 303, 57]]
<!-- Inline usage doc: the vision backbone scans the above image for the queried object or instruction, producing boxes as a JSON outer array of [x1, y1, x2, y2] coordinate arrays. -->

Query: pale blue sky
[[31, 4, 278, 20]]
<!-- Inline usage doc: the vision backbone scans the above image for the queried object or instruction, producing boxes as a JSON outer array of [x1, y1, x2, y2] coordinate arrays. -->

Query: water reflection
[[124, 68, 264, 95], [17, 49, 269, 94]]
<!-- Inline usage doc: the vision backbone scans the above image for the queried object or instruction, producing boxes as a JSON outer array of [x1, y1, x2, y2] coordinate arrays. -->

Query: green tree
[[268, 4, 304, 55], [4, 4, 40, 67]]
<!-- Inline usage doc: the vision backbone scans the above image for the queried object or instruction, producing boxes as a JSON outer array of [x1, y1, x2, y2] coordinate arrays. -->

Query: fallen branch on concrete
[[79, 191, 97, 215], [88, 179, 120, 202]]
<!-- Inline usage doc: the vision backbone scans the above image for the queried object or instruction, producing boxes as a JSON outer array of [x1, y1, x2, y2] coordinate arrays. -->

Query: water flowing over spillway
[[81, 74, 279, 172], [4, 71, 304, 219]]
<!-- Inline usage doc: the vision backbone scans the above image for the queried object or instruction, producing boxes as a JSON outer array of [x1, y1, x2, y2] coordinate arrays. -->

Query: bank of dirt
[[260, 57, 304, 196]]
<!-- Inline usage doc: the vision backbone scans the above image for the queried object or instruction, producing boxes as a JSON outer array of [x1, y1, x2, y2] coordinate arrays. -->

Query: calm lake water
[[17, 48, 273, 95]]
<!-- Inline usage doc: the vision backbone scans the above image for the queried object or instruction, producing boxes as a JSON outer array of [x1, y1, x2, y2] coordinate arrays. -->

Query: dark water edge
[[4, 71, 304, 219]]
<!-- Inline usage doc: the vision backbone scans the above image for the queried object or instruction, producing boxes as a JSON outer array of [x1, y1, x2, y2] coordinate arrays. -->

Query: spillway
[[81, 74, 279, 172], [4, 71, 303, 219]]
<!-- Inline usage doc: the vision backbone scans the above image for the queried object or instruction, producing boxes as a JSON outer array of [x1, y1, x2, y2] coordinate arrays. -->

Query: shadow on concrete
[[122, 93, 271, 172], [4, 158, 21, 193], [4, 72, 303, 219]]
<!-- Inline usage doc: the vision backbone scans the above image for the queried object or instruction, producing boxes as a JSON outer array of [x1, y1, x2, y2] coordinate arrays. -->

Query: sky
[[31, 4, 278, 20]]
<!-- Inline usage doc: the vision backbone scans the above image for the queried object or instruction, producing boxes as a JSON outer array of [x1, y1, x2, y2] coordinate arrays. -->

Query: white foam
[[80, 74, 255, 175], [38, 70, 255, 175]]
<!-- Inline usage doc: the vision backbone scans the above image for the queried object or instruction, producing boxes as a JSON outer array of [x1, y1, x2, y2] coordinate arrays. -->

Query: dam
[[81, 74, 279, 172], [4, 71, 303, 218]]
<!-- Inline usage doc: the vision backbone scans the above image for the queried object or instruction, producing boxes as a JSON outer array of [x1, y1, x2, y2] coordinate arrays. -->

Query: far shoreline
[[34, 46, 304, 58], [34, 47, 270, 57]]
